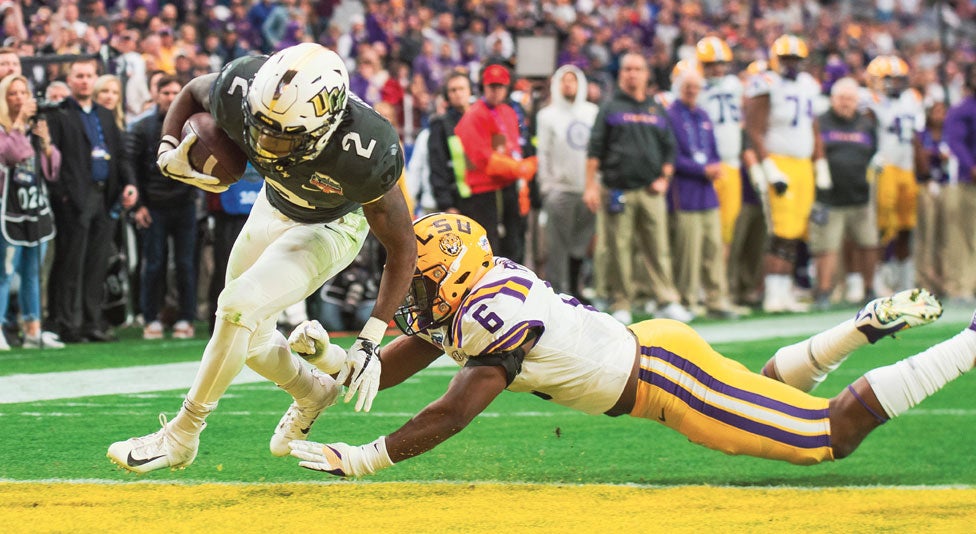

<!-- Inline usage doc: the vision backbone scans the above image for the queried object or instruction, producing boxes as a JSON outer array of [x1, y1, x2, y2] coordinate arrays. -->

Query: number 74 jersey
[[745, 71, 821, 159], [417, 258, 637, 415]]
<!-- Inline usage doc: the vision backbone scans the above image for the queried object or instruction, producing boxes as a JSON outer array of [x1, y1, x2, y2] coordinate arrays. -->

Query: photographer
[[0, 74, 62, 349]]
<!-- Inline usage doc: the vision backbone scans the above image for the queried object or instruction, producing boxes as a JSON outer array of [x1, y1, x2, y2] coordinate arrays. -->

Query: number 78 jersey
[[417, 258, 636, 415], [745, 71, 821, 159]]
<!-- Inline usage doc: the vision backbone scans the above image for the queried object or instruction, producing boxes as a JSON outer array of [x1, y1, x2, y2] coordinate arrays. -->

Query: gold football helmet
[[394, 213, 494, 335]]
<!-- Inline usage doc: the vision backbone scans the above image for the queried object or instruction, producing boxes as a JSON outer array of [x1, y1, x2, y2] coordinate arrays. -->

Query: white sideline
[[1, 307, 970, 404]]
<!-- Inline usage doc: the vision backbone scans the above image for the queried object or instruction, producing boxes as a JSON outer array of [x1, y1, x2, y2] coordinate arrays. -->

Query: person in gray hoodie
[[536, 65, 599, 296]]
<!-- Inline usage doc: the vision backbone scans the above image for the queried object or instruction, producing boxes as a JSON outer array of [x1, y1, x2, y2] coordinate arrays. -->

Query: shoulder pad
[[452, 274, 542, 357]]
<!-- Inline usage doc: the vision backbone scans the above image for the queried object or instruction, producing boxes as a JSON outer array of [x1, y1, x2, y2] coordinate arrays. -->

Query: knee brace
[[768, 236, 800, 264]]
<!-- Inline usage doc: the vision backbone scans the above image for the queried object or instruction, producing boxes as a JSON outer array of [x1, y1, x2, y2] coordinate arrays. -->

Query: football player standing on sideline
[[285, 213, 976, 478], [744, 35, 826, 313], [696, 37, 744, 254], [107, 43, 416, 473]]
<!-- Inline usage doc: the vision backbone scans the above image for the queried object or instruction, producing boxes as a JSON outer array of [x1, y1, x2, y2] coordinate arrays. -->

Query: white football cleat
[[270, 368, 339, 457], [107, 414, 200, 474], [855, 288, 942, 344]]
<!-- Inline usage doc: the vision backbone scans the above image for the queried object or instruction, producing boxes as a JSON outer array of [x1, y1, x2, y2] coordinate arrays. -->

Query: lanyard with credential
[[681, 105, 709, 165]]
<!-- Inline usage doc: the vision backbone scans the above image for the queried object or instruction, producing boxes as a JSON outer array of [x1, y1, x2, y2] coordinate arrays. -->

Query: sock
[[772, 319, 868, 392], [245, 328, 303, 386], [171, 398, 216, 440], [845, 272, 864, 302], [279, 364, 323, 405], [864, 329, 976, 418], [186, 321, 251, 405]]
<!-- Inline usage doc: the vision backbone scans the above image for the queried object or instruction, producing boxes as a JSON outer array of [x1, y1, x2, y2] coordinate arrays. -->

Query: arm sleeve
[[944, 106, 975, 179], [586, 105, 608, 159], [0, 128, 35, 166], [454, 107, 494, 171], [658, 118, 676, 166], [535, 110, 553, 185], [40, 144, 61, 182]]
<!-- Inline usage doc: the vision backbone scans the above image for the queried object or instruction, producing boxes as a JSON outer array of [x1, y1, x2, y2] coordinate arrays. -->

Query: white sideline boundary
[[1, 307, 971, 404]]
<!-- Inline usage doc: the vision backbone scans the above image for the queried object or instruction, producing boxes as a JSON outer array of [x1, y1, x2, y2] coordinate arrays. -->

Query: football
[[181, 112, 247, 187]]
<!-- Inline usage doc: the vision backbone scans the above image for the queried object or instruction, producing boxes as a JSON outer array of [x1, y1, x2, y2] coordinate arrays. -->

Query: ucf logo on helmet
[[309, 86, 347, 118]]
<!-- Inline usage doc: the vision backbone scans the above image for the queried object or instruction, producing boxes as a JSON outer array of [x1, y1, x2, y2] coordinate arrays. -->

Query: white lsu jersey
[[866, 89, 925, 170], [745, 71, 821, 158], [700, 74, 744, 163], [418, 257, 636, 415]]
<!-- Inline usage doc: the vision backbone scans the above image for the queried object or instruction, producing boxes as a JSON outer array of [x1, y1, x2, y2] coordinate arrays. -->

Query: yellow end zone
[[2, 482, 975, 531]]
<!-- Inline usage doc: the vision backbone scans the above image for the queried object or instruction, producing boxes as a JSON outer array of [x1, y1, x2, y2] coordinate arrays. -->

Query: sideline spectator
[[125, 76, 198, 340], [583, 52, 691, 324], [94, 74, 125, 130], [428, 70, 472, 214], [941, 65, 976, 304], [914, 100, 949, 297], [46, 58, 137, 343], [0, 74, 62, 350], [808, 78, 879, 310], [453, 62, 536, 260], [536, 65, 597, 296], [667, 69, 736, 319]]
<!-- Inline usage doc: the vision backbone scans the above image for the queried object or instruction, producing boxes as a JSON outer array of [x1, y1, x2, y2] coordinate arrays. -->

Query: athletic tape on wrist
[[358, 316, 388, 344]]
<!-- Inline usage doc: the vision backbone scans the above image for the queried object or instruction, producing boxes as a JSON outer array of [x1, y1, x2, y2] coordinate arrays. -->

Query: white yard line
[[2, 307, 971, 404]]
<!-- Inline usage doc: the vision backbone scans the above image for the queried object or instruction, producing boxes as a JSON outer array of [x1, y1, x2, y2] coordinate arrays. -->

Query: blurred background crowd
[[0, 0, 974, 349]]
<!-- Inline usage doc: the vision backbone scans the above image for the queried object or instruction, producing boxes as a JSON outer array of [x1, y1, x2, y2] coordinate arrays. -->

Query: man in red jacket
[[453, 63, 536, 258]]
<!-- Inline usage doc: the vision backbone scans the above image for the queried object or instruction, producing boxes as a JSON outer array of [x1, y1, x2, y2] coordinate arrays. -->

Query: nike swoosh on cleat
[[658, 408, 666, 422], [127, 451, 165, 467]]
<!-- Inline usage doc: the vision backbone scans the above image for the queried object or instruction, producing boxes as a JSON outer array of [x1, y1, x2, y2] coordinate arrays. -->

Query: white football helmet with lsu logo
[[244, 43, 349, 166]]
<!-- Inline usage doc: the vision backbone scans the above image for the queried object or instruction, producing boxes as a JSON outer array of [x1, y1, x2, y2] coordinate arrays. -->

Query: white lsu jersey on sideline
[[700, 74, 744, 164], [418, 257, 636, 415], [745, 70, 821, 159], [864, 89, 925, 170]]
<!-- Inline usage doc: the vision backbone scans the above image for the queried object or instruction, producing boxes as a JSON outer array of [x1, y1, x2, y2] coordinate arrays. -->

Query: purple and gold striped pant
[[628, 319, 834, 465]]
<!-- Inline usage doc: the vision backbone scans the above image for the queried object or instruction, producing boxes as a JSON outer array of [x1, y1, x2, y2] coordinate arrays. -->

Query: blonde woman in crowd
[[0, 74, 62, 349], [94, 74, 125, 130]]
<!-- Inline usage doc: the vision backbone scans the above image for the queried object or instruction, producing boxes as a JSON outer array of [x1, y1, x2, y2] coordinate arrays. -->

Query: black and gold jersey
[[209, 56, 403, 223]]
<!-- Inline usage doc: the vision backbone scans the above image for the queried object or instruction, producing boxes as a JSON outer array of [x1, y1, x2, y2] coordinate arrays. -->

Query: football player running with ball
[[288, 212, 976, 478], [107, 43, 416, 473]]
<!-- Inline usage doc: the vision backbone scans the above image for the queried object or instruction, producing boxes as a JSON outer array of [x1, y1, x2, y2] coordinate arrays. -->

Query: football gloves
[[289, 437, 393, 477], [157, 133, 229, 193], [288, 320, 345, 374], [336, 337, 382, 412], [761, 158, 789, 196]]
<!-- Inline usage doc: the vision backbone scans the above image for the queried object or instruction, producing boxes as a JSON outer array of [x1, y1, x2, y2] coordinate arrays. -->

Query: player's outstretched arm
[[289, 363, 508, 477], [336, 186, 417, 412], [378, 334, 446, 390]]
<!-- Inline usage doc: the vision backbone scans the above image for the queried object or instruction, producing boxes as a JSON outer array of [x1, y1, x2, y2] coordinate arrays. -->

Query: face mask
[[782, 66, 799, 80]]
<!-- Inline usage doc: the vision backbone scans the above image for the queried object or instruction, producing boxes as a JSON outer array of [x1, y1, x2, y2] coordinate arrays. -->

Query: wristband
[[349, 436, 395, 477], [158, 134, 179, 155], [358, 316, 388, 344]]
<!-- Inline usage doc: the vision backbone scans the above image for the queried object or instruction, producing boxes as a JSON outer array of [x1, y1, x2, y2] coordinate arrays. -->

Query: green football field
[[1, 310, 974, 488]]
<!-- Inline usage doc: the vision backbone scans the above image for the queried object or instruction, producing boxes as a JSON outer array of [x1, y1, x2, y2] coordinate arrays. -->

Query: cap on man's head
[[482, 64, 510, 86]]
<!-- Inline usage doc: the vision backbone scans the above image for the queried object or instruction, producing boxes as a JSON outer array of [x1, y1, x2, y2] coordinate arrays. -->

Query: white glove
[[157, 133, 229, 193], [868, 153, 884, 183], [814, 158, 833, 190], [927, 180, 941, 198], [762, 158, 789, 196], [288, 320, 345, 374], [289, 437, 394, 477], [336, 337, 382, 412], [748, 162, 767, 196]]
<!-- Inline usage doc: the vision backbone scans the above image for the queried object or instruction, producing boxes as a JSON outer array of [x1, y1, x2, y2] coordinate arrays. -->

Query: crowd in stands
[[0, 0, 974, 348]]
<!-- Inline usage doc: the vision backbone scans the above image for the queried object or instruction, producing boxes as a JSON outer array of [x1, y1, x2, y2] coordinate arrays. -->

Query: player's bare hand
[[157, 133, 228, 193]]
